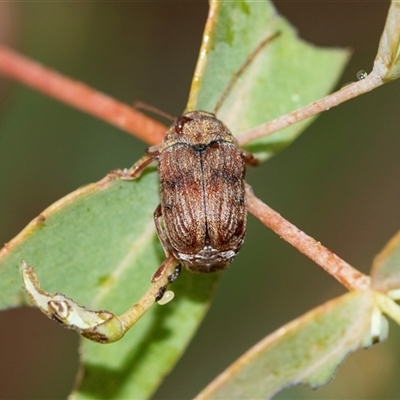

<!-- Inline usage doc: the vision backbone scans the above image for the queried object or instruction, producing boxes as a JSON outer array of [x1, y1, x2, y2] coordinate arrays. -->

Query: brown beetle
[[131, 110, 256, 274], [157, 112, 246, 273], [158, 111, 253, 272]]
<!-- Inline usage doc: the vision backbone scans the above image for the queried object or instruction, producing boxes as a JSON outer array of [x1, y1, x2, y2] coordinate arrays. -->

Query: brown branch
[[245, 184, 371, 291], [0, 45, 167, 146]]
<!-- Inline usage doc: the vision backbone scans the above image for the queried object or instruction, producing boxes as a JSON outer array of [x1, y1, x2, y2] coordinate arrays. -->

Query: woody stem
[[246, 185, 370, 291], [0, 45, 166, 145]]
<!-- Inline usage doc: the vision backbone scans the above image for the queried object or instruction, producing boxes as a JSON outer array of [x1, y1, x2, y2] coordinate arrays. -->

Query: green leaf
[[371, 230, 400, 292], [1, 172, 159, 309], [187, 0, 349, 161], [196, 291, 387, 400]]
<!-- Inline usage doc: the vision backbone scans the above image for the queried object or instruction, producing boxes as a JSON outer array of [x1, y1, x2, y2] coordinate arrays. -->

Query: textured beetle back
[[157, 112, 247, 273]]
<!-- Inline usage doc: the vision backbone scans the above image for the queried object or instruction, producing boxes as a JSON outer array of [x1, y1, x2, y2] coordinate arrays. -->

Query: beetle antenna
[[133, 100, 176, 121], [212, 31, 281, 116]]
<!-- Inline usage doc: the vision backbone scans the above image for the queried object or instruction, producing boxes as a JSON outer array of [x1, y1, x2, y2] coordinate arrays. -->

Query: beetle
[[138, 110, 257, 273]]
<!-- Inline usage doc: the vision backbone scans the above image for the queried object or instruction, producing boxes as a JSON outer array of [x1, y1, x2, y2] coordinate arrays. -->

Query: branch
[[238, 0, 400, 147], [237, 71, 383, 146], [245, 184, 371, 291], [0, 45, 166, 146]]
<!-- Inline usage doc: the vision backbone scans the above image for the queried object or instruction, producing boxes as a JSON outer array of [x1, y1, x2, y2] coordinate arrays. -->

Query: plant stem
[[238, 71, 383, 146], [0, 45, 166, 145], [245, 185, 371, 291]]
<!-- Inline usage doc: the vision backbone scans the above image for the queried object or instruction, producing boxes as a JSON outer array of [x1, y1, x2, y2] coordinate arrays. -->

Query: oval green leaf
[[196, 291, 386, 400]]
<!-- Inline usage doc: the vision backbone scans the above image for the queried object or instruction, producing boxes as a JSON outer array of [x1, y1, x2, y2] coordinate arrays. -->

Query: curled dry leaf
[[373, 0, 400, 81]]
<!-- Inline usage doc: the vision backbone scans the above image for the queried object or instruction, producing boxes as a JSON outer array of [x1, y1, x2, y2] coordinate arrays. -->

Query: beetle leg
[[151, 205, 182, 282], [153, 204, 171, 256], [130, 152, 157, 179], [241, 150, 259, 167], [152, 258, 181, 284], [110, 146, 160, 180], [110, 154, 155, 180]]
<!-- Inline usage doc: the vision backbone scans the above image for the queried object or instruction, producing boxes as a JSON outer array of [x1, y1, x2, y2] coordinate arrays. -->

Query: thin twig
[[0, 45, 167, 146], [245, 184, 371, 291], [237, 70, 383, 146]]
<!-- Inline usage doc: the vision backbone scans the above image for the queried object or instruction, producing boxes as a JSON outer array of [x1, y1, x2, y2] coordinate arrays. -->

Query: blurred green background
[[0, 1, 399, 399]]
